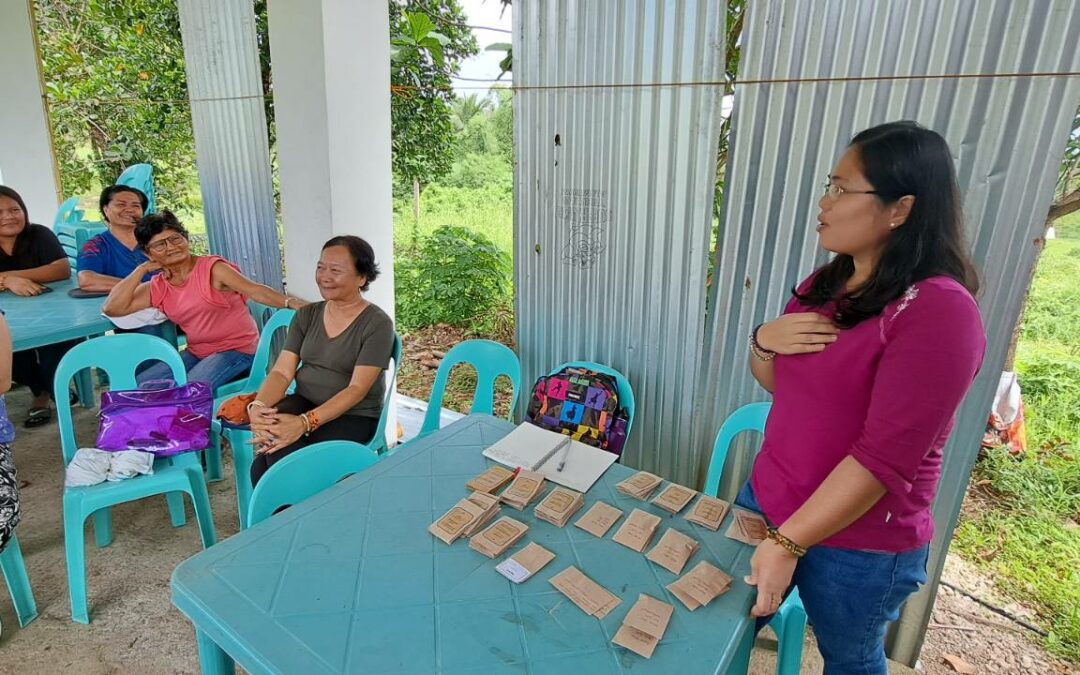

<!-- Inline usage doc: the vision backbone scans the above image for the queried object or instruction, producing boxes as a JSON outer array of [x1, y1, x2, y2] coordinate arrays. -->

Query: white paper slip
[[482, 422, 572, 471], [495, 559, 532, 583], [535, 439, 618, 493]]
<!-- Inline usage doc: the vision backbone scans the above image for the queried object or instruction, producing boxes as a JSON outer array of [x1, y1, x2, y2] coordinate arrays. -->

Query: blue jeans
[[137, 349, 254, 390], [736, 482, 929, 675]]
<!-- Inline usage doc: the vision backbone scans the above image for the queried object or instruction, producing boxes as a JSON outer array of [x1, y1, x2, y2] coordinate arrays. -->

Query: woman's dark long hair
[[796, 121, 979, 327]]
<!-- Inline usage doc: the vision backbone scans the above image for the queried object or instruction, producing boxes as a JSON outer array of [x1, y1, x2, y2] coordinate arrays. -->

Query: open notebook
[[482, 422, 618, 493]]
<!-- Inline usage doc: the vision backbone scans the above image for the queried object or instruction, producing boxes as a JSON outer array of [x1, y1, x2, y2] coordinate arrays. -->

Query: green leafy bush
[[395, 225, 510, 331]]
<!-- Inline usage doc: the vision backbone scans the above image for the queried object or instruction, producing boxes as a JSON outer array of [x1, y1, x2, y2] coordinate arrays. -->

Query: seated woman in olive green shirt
[[248, 236, 395, 486]]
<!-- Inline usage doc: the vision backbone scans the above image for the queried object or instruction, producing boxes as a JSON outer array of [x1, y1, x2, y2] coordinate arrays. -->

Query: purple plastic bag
[[96, 381, 213, 456]]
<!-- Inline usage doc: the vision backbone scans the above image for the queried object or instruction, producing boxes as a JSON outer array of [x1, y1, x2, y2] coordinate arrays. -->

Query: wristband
[[749, 323, 777, 361], [766, 527, 807, 558]]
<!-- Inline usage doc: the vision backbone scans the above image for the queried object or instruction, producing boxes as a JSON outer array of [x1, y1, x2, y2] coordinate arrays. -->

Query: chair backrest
[[703, 402, 772, 498], [244, 308, 296, 391], [247, 440, 380, 526], [247, 300, 276, 332], [420, 339, 521, 436], [53, 197, 84, 228], [54, 334, 187, 465], [116, 163, 155, 214], [547, 360, 636, 440], [372, 333, 404, 453], [56, 222, 108, 273]]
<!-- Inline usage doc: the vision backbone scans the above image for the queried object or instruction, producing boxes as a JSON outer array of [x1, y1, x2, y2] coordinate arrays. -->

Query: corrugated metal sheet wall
[[177, 0, 282, 289], [513, 0, 726, 483], [699, 1, 1080, 664]]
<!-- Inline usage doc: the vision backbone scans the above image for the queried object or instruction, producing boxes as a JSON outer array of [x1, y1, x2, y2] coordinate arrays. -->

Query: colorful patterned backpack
[[525, 366, 629, 456]]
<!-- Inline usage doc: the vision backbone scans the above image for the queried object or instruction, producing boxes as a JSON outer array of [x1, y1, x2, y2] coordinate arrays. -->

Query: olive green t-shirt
[[284, 301, 395, 418]]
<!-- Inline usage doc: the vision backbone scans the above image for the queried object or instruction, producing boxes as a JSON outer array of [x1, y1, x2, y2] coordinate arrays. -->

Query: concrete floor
[[0, 387, 916, 674]]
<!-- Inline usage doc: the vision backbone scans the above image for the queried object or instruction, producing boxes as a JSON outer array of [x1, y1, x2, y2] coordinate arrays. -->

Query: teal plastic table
[[2, 278, 114, 405], [171, 415, 758, 674], [2, 278, 114, 352]]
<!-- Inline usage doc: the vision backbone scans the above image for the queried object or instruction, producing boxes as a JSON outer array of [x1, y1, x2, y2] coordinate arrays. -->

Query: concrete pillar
[[176, 0, 282, 289], [267, 0, 396, 443], [0, 0, 59, 224]]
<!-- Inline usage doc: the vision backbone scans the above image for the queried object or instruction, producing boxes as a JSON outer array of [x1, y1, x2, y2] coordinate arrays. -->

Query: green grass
[[953, 226, 1080, 663], [392, 183, 513, 254]]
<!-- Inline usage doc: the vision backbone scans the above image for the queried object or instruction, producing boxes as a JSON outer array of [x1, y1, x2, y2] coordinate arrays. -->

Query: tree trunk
[[411, 178, 422, 249]]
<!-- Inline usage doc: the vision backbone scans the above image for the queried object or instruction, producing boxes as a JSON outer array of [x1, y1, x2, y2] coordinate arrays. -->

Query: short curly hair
[[135, 210, 190, 250]]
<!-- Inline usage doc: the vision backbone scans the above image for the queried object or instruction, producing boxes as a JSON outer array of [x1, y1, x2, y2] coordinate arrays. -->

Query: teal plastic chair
[[202, 302, 287, 482], [705, 402, 806, 675], [0, 534, 38, 628], [214, 308, 296, 519], [548, 360, 637, 441], [246, 440, 380, 527], [419, 339, 521, 437], [53, 197, 84, 228], [56, 221, 108, 277], [371, 333, 403, 455], [54, 334, 216, 624], [116, 163, 155, 214]]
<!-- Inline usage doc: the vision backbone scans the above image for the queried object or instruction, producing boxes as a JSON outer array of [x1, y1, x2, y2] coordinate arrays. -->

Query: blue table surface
[[1, 278, 113, 351], [172, 415, 756, 675]]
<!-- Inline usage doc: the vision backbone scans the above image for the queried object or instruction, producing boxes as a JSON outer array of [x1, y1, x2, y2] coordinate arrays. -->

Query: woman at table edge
[[102, 210, 305, 389], [738, 121, 985, 674], [0, 185, 76, 427]]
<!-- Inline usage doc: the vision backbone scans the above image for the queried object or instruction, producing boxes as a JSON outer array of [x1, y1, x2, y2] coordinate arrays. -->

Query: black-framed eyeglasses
[[147, 234, 187, 252], [822, 176, 879, 200]]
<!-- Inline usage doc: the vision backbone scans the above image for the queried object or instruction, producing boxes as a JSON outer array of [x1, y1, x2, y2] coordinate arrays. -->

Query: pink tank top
[[149, 256, 259, 359]]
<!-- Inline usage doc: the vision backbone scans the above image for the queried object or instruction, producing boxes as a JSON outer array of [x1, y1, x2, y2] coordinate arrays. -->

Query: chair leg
[[63, 506, 90, 624], [186, 468, 217, 548], [205, 422, 223, 482], [772, 603, 807, 675], [166, 492, 188, 528], [0, 534, 39, 627], [196, 628, 235, 674], [92, 508, 113, 548], [228, 429, 254, 530]]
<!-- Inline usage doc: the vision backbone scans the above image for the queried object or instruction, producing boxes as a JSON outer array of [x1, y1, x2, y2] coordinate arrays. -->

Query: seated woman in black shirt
[[0, 186, 75, 427]]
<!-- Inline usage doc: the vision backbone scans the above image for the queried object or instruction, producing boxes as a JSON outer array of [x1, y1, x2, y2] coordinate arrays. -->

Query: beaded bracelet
[[749, 324, 777, 361], [766, 527, 807, 558], [300, 411, 321, 436], [246, 399, 267, 414]]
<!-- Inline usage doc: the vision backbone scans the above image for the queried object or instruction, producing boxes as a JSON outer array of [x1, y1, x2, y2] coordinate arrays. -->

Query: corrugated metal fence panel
[[177, 0, 282, 289], [513, 0, 726, 484], [699, 0, 1080, 665]]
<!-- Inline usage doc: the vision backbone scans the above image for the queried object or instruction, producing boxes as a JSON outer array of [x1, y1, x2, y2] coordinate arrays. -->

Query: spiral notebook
[[482, 422, 617, 493]]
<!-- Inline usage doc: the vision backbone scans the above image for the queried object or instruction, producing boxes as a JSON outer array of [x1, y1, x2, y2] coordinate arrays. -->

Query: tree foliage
[[35, 0, 200, 212], [35, 0, 474, 215], [389, 0, 478, 191]]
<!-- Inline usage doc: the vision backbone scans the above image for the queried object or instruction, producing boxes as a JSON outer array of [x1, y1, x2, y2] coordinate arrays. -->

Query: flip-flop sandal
[[25, 407, 52, 428]]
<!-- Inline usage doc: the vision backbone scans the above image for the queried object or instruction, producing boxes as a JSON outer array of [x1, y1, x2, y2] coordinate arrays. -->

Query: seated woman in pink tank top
[[103, 211, 304, 389]]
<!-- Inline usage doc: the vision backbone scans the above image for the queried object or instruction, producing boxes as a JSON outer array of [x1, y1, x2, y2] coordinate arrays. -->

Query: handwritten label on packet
[[645, 528, 699, 575], [573, 501, 624, 538], [612, 594, 674, 659], [495, 542, 555, 583], [612, 509, 662, 552]]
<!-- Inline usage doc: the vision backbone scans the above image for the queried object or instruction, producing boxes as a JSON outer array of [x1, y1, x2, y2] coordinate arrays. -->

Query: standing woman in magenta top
[[103, 211, 303, 388], [738, 121, 986, 674]]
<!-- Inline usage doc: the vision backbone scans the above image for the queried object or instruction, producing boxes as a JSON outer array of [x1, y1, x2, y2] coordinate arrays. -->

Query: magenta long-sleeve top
[[750, 275, 986, 552]]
